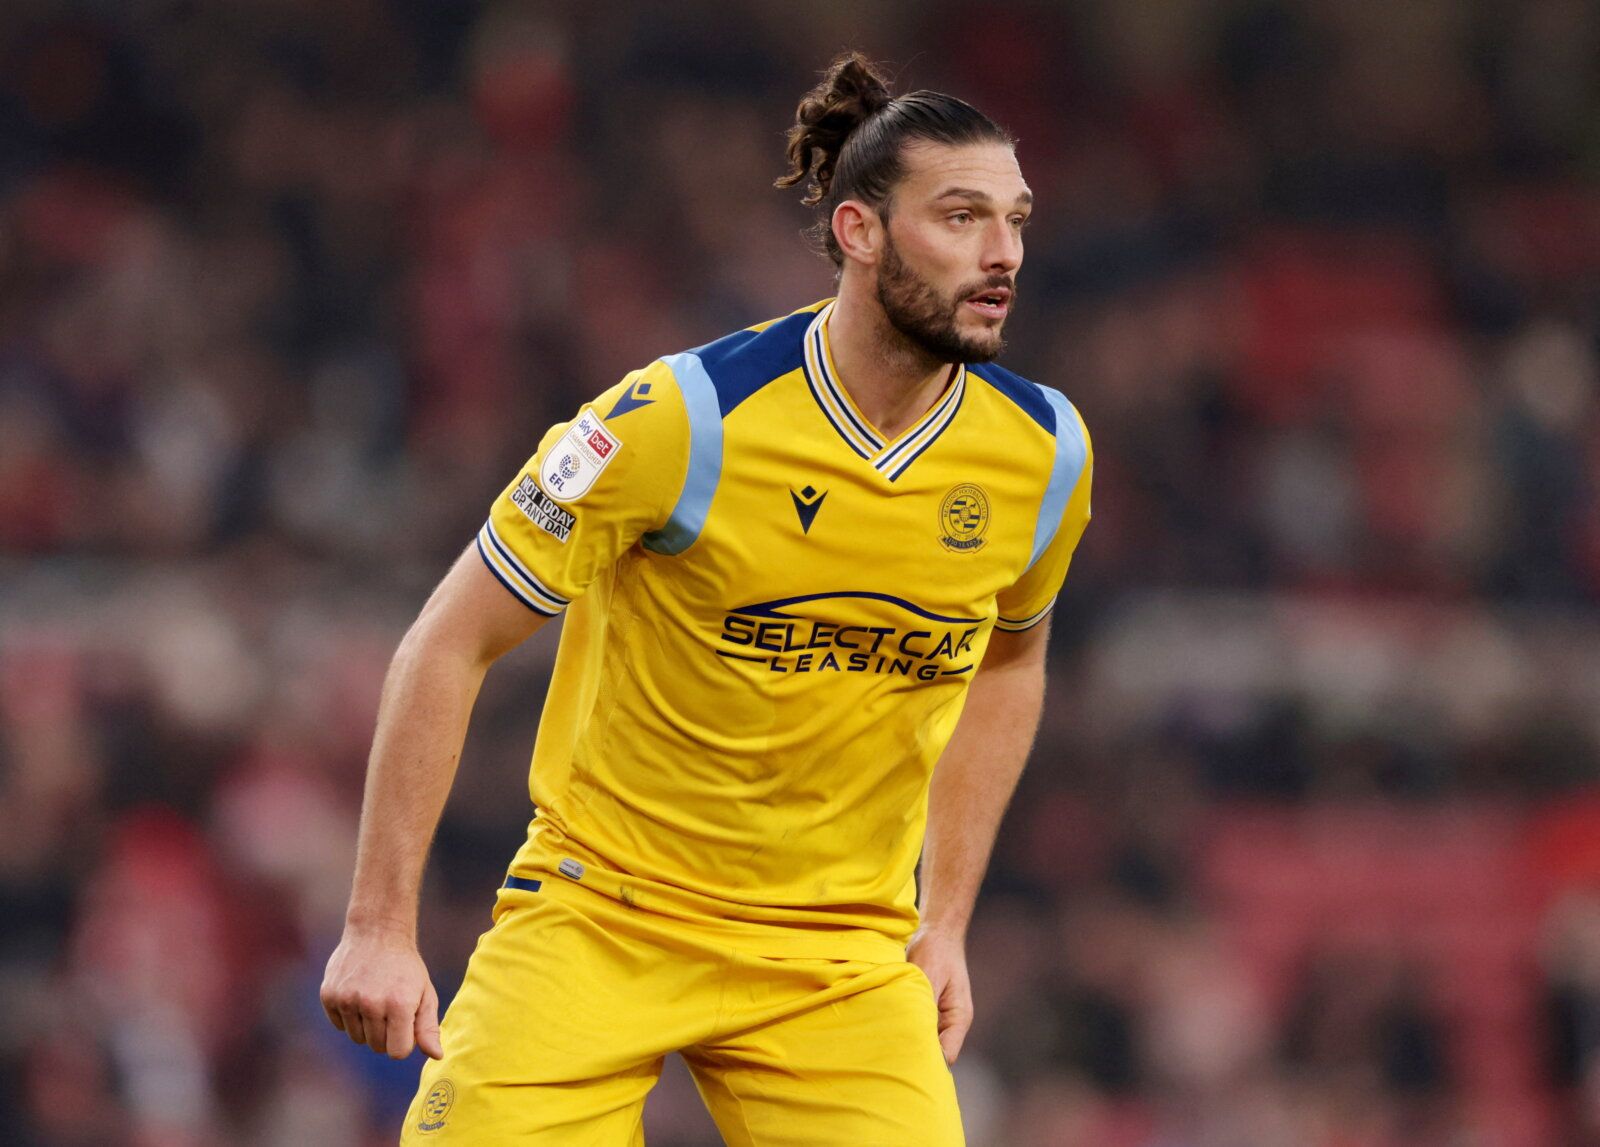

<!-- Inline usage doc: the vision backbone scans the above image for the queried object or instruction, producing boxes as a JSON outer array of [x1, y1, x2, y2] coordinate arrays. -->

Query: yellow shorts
[[399, 874, 964, 1146]]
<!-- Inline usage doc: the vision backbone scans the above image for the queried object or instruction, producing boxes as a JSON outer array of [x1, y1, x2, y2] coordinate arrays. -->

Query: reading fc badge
[[938, 484, 990, 553], [417, 1079, 455, 1134]]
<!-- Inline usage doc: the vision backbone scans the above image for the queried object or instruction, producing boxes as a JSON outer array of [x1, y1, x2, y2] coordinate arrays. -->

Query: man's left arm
[[908, 620, 1050, 1065]]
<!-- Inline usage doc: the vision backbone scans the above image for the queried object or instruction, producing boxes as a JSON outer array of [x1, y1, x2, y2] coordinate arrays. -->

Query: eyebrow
[[933, 186, 1034, 207]]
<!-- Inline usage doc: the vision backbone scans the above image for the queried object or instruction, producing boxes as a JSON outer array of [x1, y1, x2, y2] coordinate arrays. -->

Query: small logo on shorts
[[418, 1079, 454, 1133], [559, 858, 585, 880]]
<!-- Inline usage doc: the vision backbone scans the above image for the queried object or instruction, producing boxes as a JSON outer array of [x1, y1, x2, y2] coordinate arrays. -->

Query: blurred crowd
[[2, 1, 1599, 1144]]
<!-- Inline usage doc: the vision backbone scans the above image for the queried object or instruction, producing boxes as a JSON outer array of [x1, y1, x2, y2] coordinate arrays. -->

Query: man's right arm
[[321, 360, 690, 1059], [320, 543, 550, 1060]]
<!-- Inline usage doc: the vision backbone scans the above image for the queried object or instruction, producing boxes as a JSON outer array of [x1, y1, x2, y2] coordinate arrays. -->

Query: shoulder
[[965, 361, 1088, 450], [658, 301, 828, 419], [967, 363, 1092, 504]]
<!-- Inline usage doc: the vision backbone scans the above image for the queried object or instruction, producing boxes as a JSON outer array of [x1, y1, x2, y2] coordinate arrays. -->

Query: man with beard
[[322, 51, 1091, 1145]]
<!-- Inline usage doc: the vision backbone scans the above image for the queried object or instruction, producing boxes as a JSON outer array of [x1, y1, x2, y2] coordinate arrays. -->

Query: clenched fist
[[321, 923, 444, 1060]]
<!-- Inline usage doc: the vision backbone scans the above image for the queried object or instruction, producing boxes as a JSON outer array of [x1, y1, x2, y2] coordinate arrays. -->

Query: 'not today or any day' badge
[[539, 411, 621, 502]]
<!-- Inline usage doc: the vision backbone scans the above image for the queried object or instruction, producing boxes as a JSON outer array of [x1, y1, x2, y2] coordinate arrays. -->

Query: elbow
[[981, 625, 1051, 675], [394, 609, 490, 678]]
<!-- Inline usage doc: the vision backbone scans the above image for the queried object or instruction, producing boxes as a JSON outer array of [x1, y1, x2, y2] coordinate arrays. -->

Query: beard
[[876, 232, 1012, 364]]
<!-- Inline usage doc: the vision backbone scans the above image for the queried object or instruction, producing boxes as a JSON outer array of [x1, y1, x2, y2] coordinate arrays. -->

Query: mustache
[[956, 275, 1017, 302]]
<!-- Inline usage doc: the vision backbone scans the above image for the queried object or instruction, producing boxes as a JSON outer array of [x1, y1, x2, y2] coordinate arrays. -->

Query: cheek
[[923, 253, 973, 301], [897, 224, 970, 281]]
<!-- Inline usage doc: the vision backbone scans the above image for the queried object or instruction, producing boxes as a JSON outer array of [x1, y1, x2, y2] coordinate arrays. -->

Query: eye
[[1010, 214, 1031, 230], [949, 210, 974, 225]]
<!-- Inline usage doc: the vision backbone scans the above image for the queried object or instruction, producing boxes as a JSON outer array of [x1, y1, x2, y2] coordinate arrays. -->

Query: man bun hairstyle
[[777, 51, 1014, 266]]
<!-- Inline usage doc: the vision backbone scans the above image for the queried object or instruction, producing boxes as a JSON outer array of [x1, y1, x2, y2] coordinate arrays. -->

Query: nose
[[983, 217, 1022, 275]]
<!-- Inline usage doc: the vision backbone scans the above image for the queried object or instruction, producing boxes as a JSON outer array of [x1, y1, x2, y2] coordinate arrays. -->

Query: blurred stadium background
[[2, 1, 1599, 1144]]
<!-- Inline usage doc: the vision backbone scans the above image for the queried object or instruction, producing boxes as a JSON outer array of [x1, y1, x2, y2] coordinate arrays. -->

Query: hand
[[906, 927, 972, 1065], [320, 923, 443, 1060]]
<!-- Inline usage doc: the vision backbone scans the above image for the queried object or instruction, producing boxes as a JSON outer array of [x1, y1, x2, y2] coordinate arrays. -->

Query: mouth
[[964, 286, 1012, 321]]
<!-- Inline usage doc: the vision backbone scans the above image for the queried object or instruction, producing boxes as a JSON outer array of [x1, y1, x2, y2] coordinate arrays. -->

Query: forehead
[[895, 141, 1029, 203]]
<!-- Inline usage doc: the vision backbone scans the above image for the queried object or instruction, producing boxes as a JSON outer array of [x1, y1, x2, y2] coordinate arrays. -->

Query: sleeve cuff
[[476, 520, 569, 617], [994, 598, 1055, 632]]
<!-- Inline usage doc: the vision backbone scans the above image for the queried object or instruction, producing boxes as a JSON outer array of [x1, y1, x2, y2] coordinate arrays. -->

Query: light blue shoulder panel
[[1028, 388, 1089, 569], [641, 352, 723, 555]]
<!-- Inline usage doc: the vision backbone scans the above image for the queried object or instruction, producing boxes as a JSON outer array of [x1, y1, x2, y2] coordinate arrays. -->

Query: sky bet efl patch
[[510, 475, 575, 542], [539, 411, 620, 502]]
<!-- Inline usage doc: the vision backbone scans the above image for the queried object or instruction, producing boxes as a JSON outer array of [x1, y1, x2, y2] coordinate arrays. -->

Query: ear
[[832, 200, 884, 267]]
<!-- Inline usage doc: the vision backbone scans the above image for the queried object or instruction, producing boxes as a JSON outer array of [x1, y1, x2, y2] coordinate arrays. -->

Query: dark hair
[[776, 52, 1014, 265]]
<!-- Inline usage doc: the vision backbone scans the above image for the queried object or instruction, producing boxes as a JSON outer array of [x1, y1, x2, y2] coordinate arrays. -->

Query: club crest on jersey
[[417, 1079, 454, 1133], [938, 484, 990, 553], [540, 411, 620, 502]]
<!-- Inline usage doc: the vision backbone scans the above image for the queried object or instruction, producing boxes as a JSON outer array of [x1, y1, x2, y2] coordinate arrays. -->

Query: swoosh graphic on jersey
[[607, 379, 655, 419], [730, 591, 982, 625]]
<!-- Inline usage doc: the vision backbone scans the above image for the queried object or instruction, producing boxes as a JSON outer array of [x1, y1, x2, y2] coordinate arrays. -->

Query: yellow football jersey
[[478, 299, 1091, 959]]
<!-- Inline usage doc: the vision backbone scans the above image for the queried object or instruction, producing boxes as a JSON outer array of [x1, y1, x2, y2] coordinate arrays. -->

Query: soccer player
[[321, 51, 1091, 1145]]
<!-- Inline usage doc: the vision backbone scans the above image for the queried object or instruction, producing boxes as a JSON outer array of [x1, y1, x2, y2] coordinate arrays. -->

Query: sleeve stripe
[[642, 352, 723, 555], [476, 534, 560, 616], [477, 521, 568, 613], [1028, 389, 1090, 570], [481, 519, 570, 608], [482, 518, 569, 606], [995, 599, 1056, 632]]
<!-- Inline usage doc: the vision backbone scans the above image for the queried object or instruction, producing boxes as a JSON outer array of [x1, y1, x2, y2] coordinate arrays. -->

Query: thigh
[[402, 1055, 658, 1146], [398, 886, 712, 1144], [683, 961, 964, 1147]]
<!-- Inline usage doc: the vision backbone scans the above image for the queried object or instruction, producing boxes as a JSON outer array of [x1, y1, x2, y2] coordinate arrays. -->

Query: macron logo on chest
[[790, 485, 827, 534]]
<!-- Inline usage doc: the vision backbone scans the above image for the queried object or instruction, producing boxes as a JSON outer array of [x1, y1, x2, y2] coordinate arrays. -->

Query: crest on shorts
[[938, 484, 990, 553], [418, 1079, 455, 1134]]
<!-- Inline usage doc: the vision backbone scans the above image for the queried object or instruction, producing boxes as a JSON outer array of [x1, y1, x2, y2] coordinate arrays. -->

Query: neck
[[826, 279, 955, 441]]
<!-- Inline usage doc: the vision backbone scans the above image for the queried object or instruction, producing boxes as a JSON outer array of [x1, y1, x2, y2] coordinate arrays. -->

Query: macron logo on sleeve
[[606, 379, 655, 419]]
